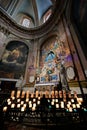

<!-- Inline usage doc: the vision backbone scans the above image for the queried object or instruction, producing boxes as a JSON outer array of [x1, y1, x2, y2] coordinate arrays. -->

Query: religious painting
[[39, 38, 73, 83], [0, 41, 29, 79], [40, 77, 46, 82], [51, 75, 58, 82]]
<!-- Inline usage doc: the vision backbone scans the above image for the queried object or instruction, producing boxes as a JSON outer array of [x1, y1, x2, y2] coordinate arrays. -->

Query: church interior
[[0, 0, 87, 129]]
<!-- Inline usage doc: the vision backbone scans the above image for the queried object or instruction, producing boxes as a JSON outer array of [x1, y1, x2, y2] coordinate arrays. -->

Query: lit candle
[[17, 98, 21, 102], [11, 90, 15, 97], [56, 104, 59, 108], [38, 96, 41, 100], [36, 91, 39, 98], [55, 91, 58, 98], [51, 101, 54, 105], [61, 101, 64, 108], [11, 104, 15, 108], [11, 97, 15, 100], [29, 101, 32, 104], [31, 93, 34, 98], [32, 107, 36, 111], [59, 91, 63, 98], [21, 91, 25, 98], [17, 104, 21, 108], [33, 98, 36, 102], [37, 100, 40, 105], [77, 98, 83, 105], [68, 101, 71, 105], [55, 99, 58, 102], [7, 98, 10, 102], [3, 106, 7, 112], [71, 99, 74, 103], [26, 98, 29, 102], [69, 107, 72, 112], [51, 91, 55, 98], [67, 104, 70, 108], [29, 103, 32, 108], [72, 104, 76, 108], [26, 91, 29, 98], [21, 101, 24, 105], [33, 103, 36, 107], [23, 104, 27, 108], [8, 101, 11, 105], [17, 90, 21, 98], [21, 107, 25, 112], [76, 104, 80, 108]]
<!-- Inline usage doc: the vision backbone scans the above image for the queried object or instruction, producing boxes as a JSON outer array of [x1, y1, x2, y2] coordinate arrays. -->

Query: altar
[[34, 82, 59, 91]]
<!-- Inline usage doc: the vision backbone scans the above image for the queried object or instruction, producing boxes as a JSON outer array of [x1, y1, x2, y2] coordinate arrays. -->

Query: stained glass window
[[22, 18, 30, 28]]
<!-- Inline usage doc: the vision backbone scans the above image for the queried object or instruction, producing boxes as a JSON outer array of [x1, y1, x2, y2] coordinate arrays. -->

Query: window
[[22, 18, 30, 28], [43, 9, 52, 23]]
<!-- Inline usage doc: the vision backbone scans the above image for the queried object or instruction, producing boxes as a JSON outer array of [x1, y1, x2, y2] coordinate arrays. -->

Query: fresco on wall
[[0, 41, 28, 79], [39, 38, 74, 83], [38, 16, 86, 83]]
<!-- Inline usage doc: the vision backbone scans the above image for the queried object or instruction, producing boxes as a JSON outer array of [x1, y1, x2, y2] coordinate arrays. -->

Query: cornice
[[0, 0, 67, 40]]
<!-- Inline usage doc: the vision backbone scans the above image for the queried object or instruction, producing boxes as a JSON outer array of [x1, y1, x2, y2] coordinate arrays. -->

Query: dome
[[0, 0, 56, 28], [0, 0, 67, 38]]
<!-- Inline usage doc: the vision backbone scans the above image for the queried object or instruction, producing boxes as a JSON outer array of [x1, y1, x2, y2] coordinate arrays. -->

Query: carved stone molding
[[0, 25, 10, 36]]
